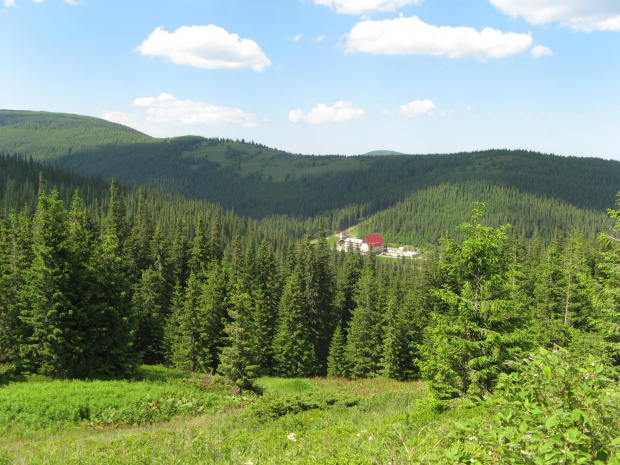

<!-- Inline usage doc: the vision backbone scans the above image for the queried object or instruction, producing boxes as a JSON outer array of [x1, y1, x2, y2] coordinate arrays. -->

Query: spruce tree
[[252, 239, 281, 374], [346, 264, 384, 378], [218, 282, 259, 392], [327, 324, 348, 378], [19, 189, 77, 376], [272, 268, 317, 377], [419, 202, 530, 399]]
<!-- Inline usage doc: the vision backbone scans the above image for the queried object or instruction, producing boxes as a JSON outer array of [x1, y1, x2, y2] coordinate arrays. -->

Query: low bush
[[245, 390, 359, 420], [424, 348, 620, 464]]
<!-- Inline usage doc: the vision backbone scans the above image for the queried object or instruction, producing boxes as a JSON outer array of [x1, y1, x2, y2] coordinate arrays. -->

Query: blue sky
[[1, 0, 619, 159]]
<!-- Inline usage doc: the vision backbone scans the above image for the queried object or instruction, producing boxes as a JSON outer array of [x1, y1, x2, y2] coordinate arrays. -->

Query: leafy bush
[[424, 348, 620, 464]]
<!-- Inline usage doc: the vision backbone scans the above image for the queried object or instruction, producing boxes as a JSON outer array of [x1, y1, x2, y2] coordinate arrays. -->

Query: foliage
[[420, 203, 530, 399], [0, 367, 235, 437], [425, 348, 620, 464]]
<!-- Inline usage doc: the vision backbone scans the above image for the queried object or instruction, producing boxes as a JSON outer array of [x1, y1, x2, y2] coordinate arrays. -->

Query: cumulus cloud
[[313, 0, 422, 15], [132, 93, 261, 128], [346, 16, 552, 60], [399, 99, 436, 117], [531, 45, 553, 58], [346, 16, 542, 60], [3, 0, 15, 6], [316, 35, 326, 42], [293, 33, 303, 42], [136, 25, 271, 72], [488, 0, 620, 32], [102, 111, 139, 125], [289, 101, 365, 124]]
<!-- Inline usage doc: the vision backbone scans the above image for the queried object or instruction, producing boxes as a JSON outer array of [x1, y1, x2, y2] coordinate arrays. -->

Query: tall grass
[[0, 372, 475, 464]]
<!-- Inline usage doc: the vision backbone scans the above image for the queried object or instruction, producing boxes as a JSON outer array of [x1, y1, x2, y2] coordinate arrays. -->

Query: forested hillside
[[356, 181, 608, 246], [2, 111, 619, 229], [2, 148, 620, 463]]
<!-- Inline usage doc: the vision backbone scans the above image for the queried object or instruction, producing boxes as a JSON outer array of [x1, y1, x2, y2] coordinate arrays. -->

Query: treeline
[[2, 177, 620, 400]]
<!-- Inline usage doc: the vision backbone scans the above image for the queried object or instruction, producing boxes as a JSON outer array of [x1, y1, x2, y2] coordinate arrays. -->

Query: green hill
[[361, 150, 404, 156], [1, 110, 619, 243]]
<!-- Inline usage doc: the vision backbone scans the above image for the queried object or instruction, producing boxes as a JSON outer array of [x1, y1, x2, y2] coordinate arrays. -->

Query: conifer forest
[[1, 112, 620, 464]]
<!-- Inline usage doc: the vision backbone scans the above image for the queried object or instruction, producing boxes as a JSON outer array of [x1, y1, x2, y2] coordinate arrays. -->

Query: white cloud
[[399, 99, 436, 117], [345, 16, 538, 60], [440, 109, 454, 117], [316, 35, 326, 42], [313, 0, 422, 15], [132, 93, 261, 128], [488, 0, 620, 32], [289, 101, 365, 124], [531, 45, 553, 58], [102, 111, 139, 125], [293, 33, 303, 42], [3, 0, 15, 6], [136, 25, 271, 72], [64, 0, 80, 4]]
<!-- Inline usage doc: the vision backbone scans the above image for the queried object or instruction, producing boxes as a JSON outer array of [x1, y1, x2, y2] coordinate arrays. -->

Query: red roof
[[364, 234, 384, 247]]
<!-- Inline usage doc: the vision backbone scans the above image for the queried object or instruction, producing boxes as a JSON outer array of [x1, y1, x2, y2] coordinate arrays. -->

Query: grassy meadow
[[0, 367, 478, 465]]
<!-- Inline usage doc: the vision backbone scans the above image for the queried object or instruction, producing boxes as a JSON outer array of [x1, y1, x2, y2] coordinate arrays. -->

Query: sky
[[1, 0, 620, 159]]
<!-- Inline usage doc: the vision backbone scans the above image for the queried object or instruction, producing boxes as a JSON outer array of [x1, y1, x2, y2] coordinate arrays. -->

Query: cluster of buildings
[[336, 232, 418, 258]]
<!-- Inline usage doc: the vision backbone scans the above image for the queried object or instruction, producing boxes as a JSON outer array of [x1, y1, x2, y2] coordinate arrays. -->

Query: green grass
[[0, 370, 483, 464], [0, 366, 248, 439]]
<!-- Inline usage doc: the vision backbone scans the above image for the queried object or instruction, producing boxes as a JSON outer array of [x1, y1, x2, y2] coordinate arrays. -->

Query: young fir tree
[[251, 239, 281, 374], [419, 202, 530, 399], [0, 208, 33, 378], [189, 215, 211, 276], [272, 268, 317, 377], [381, 280, 418, 381], [90, 227, 137, 377], [105, 179, 129, 246], [19, 189, 78, 377], [132, 264, 169, 365], [218, 282, 259, 392], [169, 219, 190, 288], [346, 263, 384, 378], [125, 187, 153, 279], [0, 220, 18, 379], [326, 324, 348, 378], [587, 198, 620, 376]]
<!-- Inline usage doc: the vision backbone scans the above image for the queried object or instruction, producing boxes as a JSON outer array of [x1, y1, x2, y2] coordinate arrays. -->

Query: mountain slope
[[1, 110, 619, 234], [356, 180, 608, 246]]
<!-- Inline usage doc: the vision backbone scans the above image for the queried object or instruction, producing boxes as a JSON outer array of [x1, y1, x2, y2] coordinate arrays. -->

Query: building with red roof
[[362, 234, 384, 254]]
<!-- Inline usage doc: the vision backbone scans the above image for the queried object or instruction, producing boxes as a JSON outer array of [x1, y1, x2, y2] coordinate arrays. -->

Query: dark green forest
[[2, 110, 620, 230], [2, 110, 620, 461], [1, 153, 619, 400]]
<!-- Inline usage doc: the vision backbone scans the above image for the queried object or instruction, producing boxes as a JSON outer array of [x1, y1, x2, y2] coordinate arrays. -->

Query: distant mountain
[[1, 110, 619, 243], [361, 150, 404, 156]]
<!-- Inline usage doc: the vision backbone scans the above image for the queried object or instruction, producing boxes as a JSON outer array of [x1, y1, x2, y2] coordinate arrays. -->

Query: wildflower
[[368, 436, 374, 441], [287, 433, 297, 442]]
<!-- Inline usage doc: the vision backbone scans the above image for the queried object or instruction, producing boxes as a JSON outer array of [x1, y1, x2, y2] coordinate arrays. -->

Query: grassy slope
[[1, 369, 475, 465]]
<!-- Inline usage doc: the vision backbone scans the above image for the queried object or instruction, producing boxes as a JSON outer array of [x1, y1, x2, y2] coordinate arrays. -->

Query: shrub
[[424, 348, 620, 464]]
